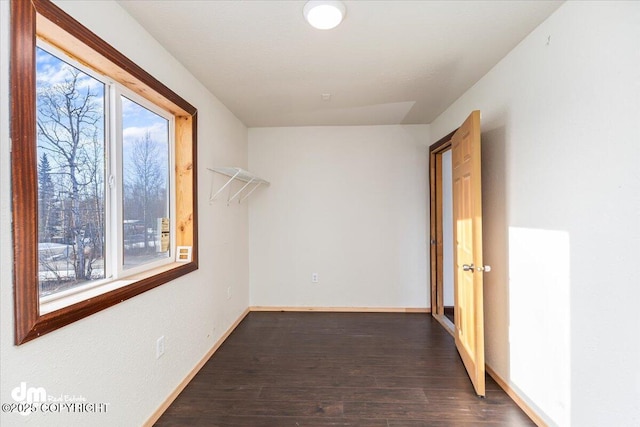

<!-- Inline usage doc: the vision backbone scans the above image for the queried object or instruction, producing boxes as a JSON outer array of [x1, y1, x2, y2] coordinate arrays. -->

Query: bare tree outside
[[36, 48, 105, 295], [122, 97, 170, 269], [36, 46, 171, 296], [125, 131, 165, 251]]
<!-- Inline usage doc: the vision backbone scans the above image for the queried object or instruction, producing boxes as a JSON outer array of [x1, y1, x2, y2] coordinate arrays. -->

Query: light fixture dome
[[303, 1, 346, 30]]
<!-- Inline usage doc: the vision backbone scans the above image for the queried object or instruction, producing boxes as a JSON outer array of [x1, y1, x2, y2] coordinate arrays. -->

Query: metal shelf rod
[[207, 167, 269, 204]]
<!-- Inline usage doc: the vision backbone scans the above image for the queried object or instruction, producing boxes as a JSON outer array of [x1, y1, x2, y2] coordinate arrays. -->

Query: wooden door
[[451, 110, 486, 397]]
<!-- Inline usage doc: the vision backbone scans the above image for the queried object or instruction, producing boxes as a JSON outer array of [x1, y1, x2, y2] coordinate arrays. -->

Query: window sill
[[12, 0, 198, 344], [40, 262, 188, 315]]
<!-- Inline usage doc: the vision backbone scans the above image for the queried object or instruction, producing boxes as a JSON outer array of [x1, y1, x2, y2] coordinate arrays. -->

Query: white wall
[[249, 125, 430, 309], [3, 1, 637, 426], [0, 1, 250, 426], [430, 1, 640, 426]]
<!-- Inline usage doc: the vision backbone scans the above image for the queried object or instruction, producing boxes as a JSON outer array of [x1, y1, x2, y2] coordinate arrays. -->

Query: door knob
[[462, 264, 491, 273]]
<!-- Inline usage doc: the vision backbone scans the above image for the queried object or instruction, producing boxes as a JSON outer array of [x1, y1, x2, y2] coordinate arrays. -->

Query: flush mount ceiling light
[[303, 1, 346, 30]]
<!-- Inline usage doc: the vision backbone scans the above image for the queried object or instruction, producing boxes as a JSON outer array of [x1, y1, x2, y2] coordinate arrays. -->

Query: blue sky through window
[[35, 45, 172, 287], [36, 46, 169, 164]]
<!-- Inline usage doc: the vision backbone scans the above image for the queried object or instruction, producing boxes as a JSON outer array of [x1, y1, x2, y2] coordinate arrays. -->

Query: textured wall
[[0, 1, 250, 425], [430, 2, 640, 425], [249, 125, 430, 309]]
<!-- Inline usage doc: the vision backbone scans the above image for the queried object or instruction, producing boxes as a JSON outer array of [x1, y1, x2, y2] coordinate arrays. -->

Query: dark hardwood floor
[[155, 312, 534, 426]]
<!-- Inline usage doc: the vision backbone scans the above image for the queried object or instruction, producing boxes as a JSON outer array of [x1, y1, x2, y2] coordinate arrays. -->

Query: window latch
[[108, 175, 115, 189]]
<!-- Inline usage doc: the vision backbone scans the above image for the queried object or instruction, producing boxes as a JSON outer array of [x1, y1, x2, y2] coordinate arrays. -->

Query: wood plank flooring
[[154, 312, 534, 426]]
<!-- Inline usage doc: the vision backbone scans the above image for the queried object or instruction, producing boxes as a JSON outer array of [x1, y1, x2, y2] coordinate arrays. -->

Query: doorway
[[429, 111, 486, 397], [429, 130, 455, 335]]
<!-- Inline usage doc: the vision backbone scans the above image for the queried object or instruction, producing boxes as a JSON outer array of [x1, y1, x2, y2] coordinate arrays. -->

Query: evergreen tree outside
[[38, 153, 56, 242], [35, 46, 171, 295], [36, 47, 105, 292]]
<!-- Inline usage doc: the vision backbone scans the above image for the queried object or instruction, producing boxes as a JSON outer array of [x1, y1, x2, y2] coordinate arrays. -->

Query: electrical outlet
[[156, 336, 165, 359], [226, 286, 232, 300], [312, 273, 319, 283]]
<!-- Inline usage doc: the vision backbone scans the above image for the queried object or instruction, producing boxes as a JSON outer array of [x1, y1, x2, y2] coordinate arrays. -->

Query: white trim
[[40, 262, 184, 315], [111, 81, 123, 280]]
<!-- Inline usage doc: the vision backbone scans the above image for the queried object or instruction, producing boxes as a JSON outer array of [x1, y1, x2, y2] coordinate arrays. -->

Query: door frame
[[429, 129, 457, 336]]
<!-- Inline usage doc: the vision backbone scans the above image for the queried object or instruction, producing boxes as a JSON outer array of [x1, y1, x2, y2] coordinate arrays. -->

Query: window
[[36, 43, 177, 304], [11, 0, 198, 344], [120, 95, 173, 272], [36, 45, 108, 299]]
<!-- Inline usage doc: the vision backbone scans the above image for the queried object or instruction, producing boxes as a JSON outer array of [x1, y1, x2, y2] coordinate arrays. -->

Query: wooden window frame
[[11, 0, 198, 344]]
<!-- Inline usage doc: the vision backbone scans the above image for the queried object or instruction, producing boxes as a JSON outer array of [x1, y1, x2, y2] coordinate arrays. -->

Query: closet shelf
[[207, 167, 269, 204]]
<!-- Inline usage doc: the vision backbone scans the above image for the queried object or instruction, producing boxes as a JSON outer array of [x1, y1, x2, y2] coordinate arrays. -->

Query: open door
[[451, 110, 486, 397]]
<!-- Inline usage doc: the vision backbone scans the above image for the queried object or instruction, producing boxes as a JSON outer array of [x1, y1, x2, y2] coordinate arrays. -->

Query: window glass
[[121, 96, 171, 269], [12, 0, 197, 343], [36, 46, 106, 297]]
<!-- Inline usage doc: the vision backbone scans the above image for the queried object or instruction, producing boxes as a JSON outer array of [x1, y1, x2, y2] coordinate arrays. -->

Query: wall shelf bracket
[[207, 167, 269, 205]]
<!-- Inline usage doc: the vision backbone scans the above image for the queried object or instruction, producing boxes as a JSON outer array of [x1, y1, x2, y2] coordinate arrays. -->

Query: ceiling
[[117, 0, 563, 127]]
